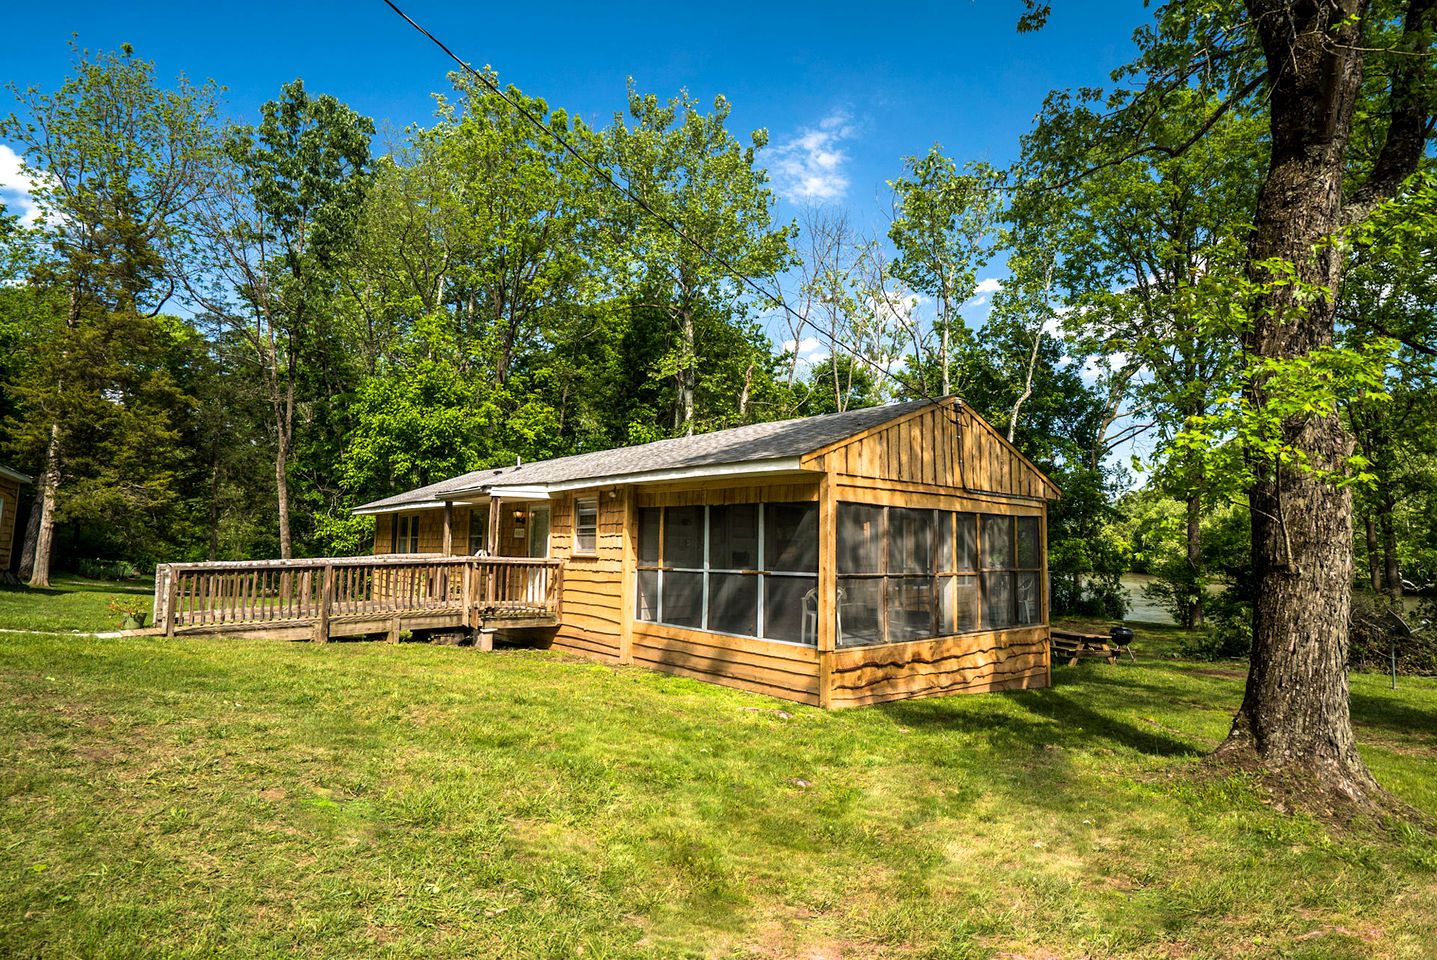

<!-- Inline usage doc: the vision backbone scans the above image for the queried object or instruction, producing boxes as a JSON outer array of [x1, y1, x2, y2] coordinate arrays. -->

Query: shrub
[[74, 558, 144, 581]]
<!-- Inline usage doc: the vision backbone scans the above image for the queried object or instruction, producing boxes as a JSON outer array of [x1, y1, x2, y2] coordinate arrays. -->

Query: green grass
[[1, 582, 1434, 959], [0, 575, 153, 633]]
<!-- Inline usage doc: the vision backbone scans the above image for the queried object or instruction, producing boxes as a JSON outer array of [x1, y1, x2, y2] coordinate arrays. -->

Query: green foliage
[[1170, 253, 1397, 503], [602, 84, 794, 434]]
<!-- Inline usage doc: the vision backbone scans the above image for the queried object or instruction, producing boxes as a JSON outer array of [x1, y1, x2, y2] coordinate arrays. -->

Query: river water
[[1119, 573, 1174, 623], [1115, 573, 1425, 625]]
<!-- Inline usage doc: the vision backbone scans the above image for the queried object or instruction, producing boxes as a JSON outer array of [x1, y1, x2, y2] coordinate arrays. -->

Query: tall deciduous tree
[[888, 150, 1000, 397], [1024, 0, 1436, 805], [604, 83, 794, 434], [1015, 88, 1266, 627], [2, 43, 218, 585], [190, 79, 372, 559]]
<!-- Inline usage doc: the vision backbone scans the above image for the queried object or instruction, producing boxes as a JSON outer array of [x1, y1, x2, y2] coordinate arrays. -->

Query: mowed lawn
[[1, 580, 1435, 959]]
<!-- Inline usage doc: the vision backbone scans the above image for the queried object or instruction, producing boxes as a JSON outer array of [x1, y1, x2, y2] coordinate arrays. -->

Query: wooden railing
[[151, 555, 563, 641]]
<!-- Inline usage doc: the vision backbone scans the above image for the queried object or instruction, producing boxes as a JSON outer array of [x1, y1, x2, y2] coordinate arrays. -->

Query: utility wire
[[378, 0, 957, 420]]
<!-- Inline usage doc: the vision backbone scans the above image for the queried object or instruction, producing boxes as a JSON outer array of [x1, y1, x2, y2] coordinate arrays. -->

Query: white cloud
[[0, 143, 45, 226], [782, 335, 830, 367], [1079, 351, 1132, 383], [974, 277, 1002, 295], [773, 111, 854, 202]]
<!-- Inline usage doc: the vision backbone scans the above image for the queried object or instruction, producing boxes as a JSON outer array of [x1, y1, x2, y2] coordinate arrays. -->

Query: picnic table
[[1050, 627, 1136, 666]]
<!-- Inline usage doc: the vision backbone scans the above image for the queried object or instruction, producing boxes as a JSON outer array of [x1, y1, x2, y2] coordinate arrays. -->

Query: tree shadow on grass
[[0, 584, 65, 597], [877, 681, 1200, 759], [1350, 689, 1437, 749]]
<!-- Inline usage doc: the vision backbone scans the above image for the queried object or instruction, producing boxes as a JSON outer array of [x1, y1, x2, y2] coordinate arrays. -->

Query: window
[[635, 502, 818, 645], [392, 514, 420, 553], [836, 504, 1044, 648], [575, 498, 599, 554], [981, 516, 1015, 628], [468, 506, 490, 555], [1016, 516, 1043, 625], [937, 513, 979, 634]]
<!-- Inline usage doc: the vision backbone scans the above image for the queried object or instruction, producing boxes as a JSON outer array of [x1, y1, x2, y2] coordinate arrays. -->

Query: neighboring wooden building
[[0, 465, 31, 575], [355, 398, 1060, 708]]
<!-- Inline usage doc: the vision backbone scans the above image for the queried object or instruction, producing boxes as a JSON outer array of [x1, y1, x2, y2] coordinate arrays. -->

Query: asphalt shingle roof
[[354, 399, 934, 513]]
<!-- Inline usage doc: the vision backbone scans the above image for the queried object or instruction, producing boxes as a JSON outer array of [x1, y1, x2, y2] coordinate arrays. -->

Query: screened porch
[[631, 498, 1045, 650]]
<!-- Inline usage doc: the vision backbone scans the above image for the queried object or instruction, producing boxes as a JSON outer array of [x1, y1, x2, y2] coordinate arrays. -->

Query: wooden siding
[[631, 621, 821, 705], [547, 488, 625, 662], [802, 399, 1058, 501], [828, 626, 1050, 708], [636, 479, 818, 508], [372, 505, 475, 556], [356, 397, 1058, 708], [0, 476, 20, 570]]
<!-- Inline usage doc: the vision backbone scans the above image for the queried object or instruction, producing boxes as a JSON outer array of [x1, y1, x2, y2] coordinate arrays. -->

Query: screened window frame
[[835, 502, 1045, 649], [573, 497, 599, 556], [634, 501, 819, 647]]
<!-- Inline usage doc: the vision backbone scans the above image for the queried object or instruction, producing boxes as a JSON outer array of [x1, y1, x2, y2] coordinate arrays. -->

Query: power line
[[377, 0, 957, 419]]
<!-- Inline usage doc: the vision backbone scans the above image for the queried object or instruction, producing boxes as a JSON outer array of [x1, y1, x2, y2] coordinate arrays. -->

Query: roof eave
[[351, 457, 815, 515]]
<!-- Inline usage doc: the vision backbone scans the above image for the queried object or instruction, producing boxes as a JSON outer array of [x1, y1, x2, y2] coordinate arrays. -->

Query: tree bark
[[17, 483, 42, 581], [275, 419, 293, 560], [1218, 0, 1377, 802], [28, 424, 62, 589], [1378, 500, 1402, 604], [1007, 327, 1042, 444], [1185, 490, 1204, 628]]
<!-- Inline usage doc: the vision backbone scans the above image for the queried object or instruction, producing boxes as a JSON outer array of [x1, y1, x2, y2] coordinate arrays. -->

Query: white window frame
[[574, 498, 599, 556]]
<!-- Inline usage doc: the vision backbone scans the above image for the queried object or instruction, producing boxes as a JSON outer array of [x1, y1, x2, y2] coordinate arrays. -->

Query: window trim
[[468, 505, 490, 556], [391, 513, 420, 554]]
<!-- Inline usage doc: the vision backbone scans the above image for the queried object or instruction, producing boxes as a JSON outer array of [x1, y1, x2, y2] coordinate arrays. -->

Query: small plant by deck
[[0, 581, 1433, 959], [104, 596, 148, 630]]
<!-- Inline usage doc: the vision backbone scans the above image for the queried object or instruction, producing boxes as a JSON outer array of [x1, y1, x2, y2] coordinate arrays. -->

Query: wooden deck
[[152, 555, 563, 643]]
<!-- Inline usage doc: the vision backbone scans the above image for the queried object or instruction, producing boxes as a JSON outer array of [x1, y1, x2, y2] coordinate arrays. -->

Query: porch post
[[442, 501, 454, 555], [817, 473, 837, 708], [487, 496, 501, 556], [619, 487, 635, 665]]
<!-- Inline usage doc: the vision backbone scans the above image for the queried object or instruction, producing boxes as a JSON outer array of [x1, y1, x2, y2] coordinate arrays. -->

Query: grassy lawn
[[1, 581, 1434, 959], [0, 575, 153, 633]]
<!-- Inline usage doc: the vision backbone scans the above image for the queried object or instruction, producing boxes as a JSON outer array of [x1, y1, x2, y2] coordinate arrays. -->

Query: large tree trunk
[[28, 425, 62, 589], [1218, 0, 1377, 802], [17, 483, 42, 581]]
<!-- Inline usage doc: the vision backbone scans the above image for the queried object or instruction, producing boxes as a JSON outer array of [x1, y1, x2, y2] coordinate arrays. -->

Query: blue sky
[[3, 1, 1150, 231]]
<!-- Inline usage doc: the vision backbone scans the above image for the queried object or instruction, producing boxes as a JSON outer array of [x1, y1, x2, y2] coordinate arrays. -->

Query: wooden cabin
[[353, 398, 1060, 708], [0, 465, 30, 575]]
